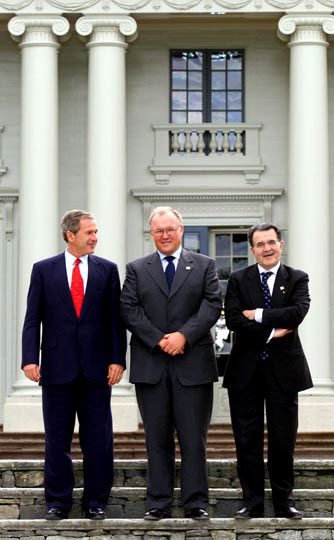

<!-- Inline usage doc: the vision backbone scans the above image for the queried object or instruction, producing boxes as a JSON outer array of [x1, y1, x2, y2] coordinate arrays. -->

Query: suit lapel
[[246, 264, 266, 308], [80, 255, 101, 320], [52, 253, 77, 319], [169, 249, 194, 299], [146, 252, 169, 296], [271, 264, 289, 308]]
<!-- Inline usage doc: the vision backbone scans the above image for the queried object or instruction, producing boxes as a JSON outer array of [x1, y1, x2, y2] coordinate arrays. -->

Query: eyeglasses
[[151, 226, 181, 237], [253, 239, 280, 250]]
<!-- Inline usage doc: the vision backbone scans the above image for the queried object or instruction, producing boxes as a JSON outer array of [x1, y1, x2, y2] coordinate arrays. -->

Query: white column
[[278, 14, 334, 431], [76, 15, 137, 277], [3, 15, 70, 431], [76, 16, 139, 432]]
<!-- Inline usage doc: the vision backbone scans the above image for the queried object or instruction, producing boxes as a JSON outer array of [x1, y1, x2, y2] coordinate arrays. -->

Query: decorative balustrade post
[[278, 14, 334, 422]]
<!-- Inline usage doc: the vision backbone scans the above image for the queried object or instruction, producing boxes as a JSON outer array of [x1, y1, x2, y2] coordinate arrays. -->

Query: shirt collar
[[157, 244, 183, 262], [65, 249, 88, 265], [257, 261, 280, 276]]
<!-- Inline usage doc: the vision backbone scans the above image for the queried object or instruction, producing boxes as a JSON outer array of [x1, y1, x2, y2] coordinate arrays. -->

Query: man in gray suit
[[120, 206, 222, 521]]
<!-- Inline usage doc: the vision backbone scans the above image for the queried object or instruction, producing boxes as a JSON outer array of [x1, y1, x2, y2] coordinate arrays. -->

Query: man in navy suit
[[224, 223, 312, 519], [22, 209, 126, 520]]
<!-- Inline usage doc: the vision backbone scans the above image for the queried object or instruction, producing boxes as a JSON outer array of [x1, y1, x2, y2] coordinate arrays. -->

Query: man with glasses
[[120, 206, 222, 521], [224, 223, 312, 519]]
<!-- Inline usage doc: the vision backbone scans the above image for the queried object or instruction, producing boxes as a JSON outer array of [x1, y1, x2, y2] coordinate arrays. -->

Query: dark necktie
[[165, 256, 175, 290], [260, 271, 273, 360], [71, 258, 84, 317]]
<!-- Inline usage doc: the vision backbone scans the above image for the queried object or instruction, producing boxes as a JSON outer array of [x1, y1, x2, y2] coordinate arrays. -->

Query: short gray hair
[[149, 206, 183, 228], [61, 209, 95, 243]]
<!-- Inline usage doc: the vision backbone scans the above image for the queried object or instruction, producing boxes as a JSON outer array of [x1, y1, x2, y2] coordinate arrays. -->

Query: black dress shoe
[[45, 508, 68, 520], [275, 506, 303, 519], [185, 508, 209, 520], [84, 507, 106, 520], [144, 508, 171, 520], [234, 506, 264, 519]]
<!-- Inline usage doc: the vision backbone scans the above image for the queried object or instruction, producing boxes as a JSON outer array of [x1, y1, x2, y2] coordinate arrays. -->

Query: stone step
[[0, 486, 333, 519], [1, 460, 334, 490], [1, 517, 334, 540], [1, 425, 334, 459]]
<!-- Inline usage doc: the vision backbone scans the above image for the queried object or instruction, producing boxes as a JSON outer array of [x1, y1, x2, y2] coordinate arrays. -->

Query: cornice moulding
[[0, 0, 334, 15], [131, 187, 284, 201]]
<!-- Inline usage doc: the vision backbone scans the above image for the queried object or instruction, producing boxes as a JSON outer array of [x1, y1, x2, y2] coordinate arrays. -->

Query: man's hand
[[107, 364, 124, 385], [159, 332, 186, 356], [272, 328, 294, 338], [243, 309, 256, 320], [23, 364, 40, 382]]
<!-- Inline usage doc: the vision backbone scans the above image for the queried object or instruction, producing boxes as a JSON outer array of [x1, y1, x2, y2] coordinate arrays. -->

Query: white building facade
[[0, 0, 333, 433]]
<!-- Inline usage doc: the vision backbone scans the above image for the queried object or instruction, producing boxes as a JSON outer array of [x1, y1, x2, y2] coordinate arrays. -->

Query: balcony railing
[[170, 126, 245, 155], [150, 123, 265, 184]]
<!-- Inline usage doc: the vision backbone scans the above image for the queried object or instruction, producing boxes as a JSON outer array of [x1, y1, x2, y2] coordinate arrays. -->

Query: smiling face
[[250, 228, 284, 270], [150, 211, 184, 256], [66, 218, 98, 258]]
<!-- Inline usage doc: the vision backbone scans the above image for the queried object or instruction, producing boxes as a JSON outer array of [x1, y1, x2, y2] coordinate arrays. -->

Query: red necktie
[[71, 258, 84, 317]]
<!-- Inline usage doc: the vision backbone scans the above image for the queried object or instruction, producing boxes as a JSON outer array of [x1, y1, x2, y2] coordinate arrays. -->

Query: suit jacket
[[223, 263, 313, 394], [120, 249, 222, 386], [22, 253, 127, 386]]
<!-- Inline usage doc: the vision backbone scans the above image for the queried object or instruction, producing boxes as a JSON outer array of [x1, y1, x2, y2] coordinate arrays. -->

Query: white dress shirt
[[65, 249, 89, 293], [157, 245, 183, 272], [254, 261, 281, 342]]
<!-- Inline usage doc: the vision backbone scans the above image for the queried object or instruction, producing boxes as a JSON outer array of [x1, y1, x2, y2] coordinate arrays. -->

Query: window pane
[[188, 71, 203, 90], [228, 91, 242, 109], [217, 258, 231, 280], [233, 234, 248, 256], [212, 72, 226, 90], [227, 71, 242, 90], [212, 91, 226, 109], [216, 234, 230, 256], [233, 257, 248, 271], [188, 111, 203, 123], [188, 52, 203, 70], [228, 53, 242, 69], [183, 233, 201, 253], [172, 111, 187, 123], [172, 53, 187, 69], [227, 111, 242, 122], [172, 71, 186, 90], [189, 91, 202, 110], [172, 91, 187, 110], [211, 52, 226, 70], [211, 111, 226, 123]]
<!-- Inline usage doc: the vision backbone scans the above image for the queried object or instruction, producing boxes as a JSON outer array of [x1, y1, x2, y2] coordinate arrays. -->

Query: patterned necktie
[[260, 271, 273, 360], [71, 258, 84, 317], [165, 256, 175, 290]]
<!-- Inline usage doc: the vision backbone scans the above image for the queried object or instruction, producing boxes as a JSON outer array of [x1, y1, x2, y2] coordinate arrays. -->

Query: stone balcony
[[150, 123, 265, 185]]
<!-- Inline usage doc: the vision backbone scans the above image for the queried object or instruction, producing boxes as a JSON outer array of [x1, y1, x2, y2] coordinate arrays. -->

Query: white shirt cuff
[[255, 308, 263, 323]]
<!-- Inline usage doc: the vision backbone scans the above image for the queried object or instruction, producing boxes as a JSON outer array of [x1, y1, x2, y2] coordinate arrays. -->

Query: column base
[[3, 384, 140, 433]]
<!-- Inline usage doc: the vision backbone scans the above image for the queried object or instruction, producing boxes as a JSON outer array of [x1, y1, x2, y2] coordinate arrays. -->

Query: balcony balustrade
[[150, 123, 265, 184]]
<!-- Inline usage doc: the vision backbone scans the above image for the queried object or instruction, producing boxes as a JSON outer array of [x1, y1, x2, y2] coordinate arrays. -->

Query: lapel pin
[[280, 286, 285, 294], [186, 266, 191, 270]]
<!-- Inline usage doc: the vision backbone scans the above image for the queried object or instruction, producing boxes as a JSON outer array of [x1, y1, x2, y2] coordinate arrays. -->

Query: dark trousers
[[42, 372, 114, 511], [228, 360, 298, 511], [136, 360, 213, 511]]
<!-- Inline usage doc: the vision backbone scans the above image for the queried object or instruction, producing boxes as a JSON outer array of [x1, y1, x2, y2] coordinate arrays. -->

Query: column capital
[[278, 13, 334, 46], [8, 14, 70, 48], [75, 15, 138, 48]]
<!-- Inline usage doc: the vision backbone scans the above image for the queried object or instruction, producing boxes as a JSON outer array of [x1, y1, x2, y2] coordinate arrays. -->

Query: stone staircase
[[1, 425, 334, 458], [0, 459, 334, 539]]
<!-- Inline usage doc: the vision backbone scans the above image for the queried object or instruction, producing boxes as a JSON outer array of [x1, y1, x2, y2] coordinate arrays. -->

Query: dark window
[[170, 50, 244, 124]]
